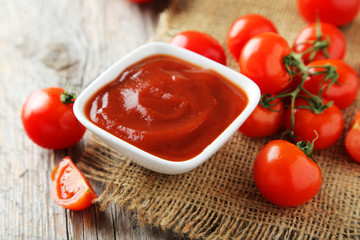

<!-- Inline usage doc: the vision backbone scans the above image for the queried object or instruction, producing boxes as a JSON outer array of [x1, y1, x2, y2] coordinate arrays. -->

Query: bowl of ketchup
[[74, 42, 260, 174]]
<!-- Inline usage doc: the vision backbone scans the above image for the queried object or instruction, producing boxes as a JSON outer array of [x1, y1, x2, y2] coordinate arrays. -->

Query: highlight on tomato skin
[[51, 156, 97, 211], [227, 13, 278, 60], [238, 32, 292, 94], [345, 111, 360, 163]]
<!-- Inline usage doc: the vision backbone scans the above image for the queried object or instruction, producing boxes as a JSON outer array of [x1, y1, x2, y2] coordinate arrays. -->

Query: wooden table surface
[[0, 0, 190, 239]]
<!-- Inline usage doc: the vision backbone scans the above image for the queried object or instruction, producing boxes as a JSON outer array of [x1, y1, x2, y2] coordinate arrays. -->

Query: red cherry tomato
[[292, 22, 346, 64], [254, 140, 322, 207], [285, 98, 344, 149], [170, 30, 227, 65], [297, 0, 360, 26], [239, 32, 292, 94], [227, 14, 278, 61], [239, 97, 285, 138], [21, 87, 86, 149], [51, 156, 97, 210], [345, 111, 360, 163], [304, 59, 359, 109]]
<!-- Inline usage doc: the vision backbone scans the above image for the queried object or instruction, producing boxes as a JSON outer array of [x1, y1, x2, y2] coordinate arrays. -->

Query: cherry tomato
[[51, 156, 97, 210], [285, 98, 344, 149], [292, 22, 346, 64], [304, 59, 359, 109], [170, 30, 227, 65], [254, 140, 322, 207], [297, 0, 360, 26], [227, 14, 278, 61], [345, 110, 360, 163], [21, 87, 86, 149], [239, 32, 292, 94], [239, 97, 285, 138]]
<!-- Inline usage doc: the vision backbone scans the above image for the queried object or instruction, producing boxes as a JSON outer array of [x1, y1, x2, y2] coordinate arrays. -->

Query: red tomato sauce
[[85, 55, 248, 161]]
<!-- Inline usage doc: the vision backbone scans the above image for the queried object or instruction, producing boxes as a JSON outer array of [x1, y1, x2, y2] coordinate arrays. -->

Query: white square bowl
[[73, 42, 260, 174]]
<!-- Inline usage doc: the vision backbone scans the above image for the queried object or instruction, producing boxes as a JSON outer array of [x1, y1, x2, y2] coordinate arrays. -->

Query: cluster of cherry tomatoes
[[169, 1, 360, 206], [21, 0, 360, 209]]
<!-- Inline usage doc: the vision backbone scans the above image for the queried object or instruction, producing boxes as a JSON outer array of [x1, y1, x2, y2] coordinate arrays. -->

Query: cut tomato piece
[[51, 156, 97, 210]]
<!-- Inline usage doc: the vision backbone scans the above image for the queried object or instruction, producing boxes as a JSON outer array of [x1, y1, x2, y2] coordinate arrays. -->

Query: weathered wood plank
[[0, 0, 175, 239]]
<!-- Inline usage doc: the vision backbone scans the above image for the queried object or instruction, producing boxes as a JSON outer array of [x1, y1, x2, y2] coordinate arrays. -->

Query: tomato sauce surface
[[85, 55, 248, 161]]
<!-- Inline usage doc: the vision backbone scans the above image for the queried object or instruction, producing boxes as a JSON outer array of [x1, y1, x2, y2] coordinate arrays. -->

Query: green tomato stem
[[60, 90, 77, 105], [263, 51, 336, 139], [296, 131, 319, 161]]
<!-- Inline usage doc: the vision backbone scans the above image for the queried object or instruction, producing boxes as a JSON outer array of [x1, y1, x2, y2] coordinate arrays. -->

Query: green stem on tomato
[[311, 65, 339, 92], [60, 90, 77, 105], [258, 18, 338, 140], [255, 19, 339, 142], [294, 18, 330, 61], [296, 131, 319, 161]]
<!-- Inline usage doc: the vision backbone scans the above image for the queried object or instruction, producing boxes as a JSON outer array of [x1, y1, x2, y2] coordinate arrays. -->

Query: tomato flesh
[[51, 156, 97, 210]]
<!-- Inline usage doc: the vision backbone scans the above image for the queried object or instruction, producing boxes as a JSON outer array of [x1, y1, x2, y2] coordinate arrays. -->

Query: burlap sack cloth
[[80, 0, 360, 239]]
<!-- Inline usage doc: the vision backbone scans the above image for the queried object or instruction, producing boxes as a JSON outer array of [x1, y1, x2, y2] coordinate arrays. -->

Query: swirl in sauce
[[85, 55, 248, 161]]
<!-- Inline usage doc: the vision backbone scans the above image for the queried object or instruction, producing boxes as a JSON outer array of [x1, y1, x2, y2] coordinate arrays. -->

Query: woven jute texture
[[80, 0, 360, 239]]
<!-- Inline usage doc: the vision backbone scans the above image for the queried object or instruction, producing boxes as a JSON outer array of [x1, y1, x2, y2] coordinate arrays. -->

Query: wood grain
[[0, 0, 188, 239]]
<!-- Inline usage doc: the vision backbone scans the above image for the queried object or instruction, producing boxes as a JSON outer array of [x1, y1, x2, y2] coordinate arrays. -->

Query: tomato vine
[[258, 21, 341, 140]]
